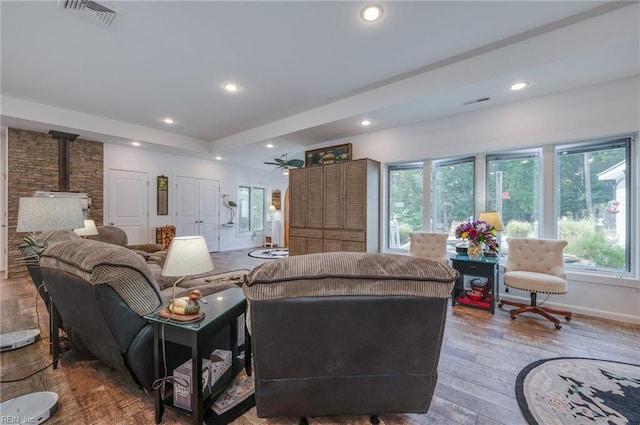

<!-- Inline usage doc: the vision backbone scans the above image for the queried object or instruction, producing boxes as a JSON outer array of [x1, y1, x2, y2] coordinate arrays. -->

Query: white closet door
[[108, 169, 149, 244], [200, 179, 219, 252], [176, 176, 200, 237], [175, 176, 220, 252]]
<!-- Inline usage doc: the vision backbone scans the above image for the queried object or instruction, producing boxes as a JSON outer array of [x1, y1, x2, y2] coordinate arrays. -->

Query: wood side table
[[450, 254, 499, 314], [145, 287, 247, 425]]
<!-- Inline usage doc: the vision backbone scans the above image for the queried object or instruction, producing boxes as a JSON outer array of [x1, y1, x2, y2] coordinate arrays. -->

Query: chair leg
[[501, 292, 571, 329]]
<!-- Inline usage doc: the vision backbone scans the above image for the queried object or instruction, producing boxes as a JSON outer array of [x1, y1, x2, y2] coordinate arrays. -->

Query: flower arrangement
[[455, 220, 498, 251]]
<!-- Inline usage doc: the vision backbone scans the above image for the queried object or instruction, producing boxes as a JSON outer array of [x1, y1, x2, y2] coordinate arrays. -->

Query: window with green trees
[[557, 138, 630, 271], [388, 163, 423, 250], [486, 152, 541, 250], [385, 136, 633, 273], [433, 157, 475, 236]]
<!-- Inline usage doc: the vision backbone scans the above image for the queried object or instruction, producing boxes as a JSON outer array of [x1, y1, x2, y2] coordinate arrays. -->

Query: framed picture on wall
[[305, 143, 352, 167], [157, 175, 168, 215]]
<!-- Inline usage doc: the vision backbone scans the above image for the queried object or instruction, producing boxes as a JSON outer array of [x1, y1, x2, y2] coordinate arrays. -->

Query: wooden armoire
[[288, 158, 379, 255]]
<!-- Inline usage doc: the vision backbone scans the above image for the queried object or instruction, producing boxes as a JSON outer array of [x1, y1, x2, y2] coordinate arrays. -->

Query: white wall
[[104, 144, 275, 252], [345, 76, 640, 324]]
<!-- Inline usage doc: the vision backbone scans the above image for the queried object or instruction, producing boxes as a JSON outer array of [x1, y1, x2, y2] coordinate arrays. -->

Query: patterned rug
[[516, 357, 640, 425], [248, 248, 288, 259]]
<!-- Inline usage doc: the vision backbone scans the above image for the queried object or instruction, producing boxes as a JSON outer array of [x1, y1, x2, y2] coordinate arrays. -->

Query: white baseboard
[[498, 293, 640, 325]]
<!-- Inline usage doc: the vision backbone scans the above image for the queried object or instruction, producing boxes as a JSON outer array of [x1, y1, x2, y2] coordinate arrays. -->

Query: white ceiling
[[1, 1, 639, 168]]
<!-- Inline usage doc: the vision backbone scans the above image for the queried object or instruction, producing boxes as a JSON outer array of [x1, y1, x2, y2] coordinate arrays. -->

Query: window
[[388, 163, 423, 250], [486, 152, 541, 249], [556, 138, 631, 271], [384, 135, 635, 277], [238, 186, 265, 233], [433, 157, 475, 236]]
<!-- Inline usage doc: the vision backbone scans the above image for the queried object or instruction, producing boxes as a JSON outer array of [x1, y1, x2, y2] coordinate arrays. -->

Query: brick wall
[[7, 128, 104, 277]]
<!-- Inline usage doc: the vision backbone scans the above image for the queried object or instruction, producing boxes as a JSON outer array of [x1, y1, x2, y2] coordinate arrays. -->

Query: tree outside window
[[486, 152, 541, 257], [433, 157, 475, 236], [557, 139, 630, 271], [388, 164, 423, 250]]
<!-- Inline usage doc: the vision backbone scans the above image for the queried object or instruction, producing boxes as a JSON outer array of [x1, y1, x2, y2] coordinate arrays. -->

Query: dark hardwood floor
[[1, 248, 639, 425]]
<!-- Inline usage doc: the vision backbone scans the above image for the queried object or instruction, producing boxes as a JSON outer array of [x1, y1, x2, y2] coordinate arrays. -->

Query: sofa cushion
[[244, 252, 458, 301], [39, 239, 163, 316]]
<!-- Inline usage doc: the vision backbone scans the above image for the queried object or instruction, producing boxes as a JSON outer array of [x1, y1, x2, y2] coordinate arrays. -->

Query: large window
[[388, 163, 423, 250], [433, 157, 475, 236], [486, 152, 541, 241], [557, 138, 631, 271], [238, 186, 265, 233], [385, 135, 635, 275]]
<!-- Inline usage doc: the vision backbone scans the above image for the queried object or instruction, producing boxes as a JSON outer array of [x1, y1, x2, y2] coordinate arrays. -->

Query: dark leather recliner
[[243, 252, 458, 420], [38, 239, 237, 391]]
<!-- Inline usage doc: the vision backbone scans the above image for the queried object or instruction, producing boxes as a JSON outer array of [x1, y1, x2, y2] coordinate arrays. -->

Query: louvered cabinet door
[[323, 163, 344, 229], [344, 160, 367, 230], [307, 238, 324, 254], [289, 169, 307, 228], [289, 236, 307, 256], [306, 166, 324, 229]]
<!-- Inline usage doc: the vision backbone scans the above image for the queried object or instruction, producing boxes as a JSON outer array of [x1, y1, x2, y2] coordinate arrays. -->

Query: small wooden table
[[145, 287, 246, 425]]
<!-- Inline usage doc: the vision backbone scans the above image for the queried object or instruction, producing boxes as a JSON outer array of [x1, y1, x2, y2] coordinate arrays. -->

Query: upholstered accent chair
[[243, 252, 459, 423], [409, 232, 449, 263], [499, 238, 572, 329]]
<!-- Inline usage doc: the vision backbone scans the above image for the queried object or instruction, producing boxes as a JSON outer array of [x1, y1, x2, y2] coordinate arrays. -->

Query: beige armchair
[[499, 238, 572, 329], [409, 232, 449, 263]]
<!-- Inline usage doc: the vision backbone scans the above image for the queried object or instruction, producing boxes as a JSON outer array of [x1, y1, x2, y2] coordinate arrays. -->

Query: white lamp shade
[[16, 197, 85, 232], [73, 220, 99, 236], [268, 205, 276, 212], [479, 211, 505, 231], [162, 236, 213, 277]]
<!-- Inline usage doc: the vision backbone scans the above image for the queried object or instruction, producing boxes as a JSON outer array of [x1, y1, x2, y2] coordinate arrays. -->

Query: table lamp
[[479, 211, 504, 255], [73, 219, 99, 238], [17, 197, 85, 247], [161, 236, 213, 320]]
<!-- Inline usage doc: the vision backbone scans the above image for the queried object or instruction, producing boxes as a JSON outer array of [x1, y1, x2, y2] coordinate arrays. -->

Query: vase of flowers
[[455, 220, 498, 259]]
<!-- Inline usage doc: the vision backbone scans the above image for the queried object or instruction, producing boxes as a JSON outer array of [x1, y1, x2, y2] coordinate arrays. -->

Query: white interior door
[[200, 179, 219, 252], [176, 177, 220, 252], [176, 176, 199, 237], [108, 169, 148, 244]]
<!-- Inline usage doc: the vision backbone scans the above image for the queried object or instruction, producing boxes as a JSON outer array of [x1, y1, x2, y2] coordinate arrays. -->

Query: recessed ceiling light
[[360, 119, 372, 126], [215, 156, 222, 160], [266, 143, 274, 148], [131, 141, 140, 147], [361, 5, 383, 22], [223, 83, 240, 93], [509, 82, 529, 91], [163, 117, 174, 124]]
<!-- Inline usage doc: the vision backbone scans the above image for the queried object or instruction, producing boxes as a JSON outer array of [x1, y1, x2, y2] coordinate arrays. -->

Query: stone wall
[[7, 128, 104, 277]]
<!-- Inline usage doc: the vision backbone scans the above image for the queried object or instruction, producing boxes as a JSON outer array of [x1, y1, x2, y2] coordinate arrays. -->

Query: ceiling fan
[[264, 154, 304, 175]]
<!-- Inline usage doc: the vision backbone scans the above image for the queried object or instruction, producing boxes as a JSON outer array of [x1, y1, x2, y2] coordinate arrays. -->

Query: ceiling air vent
[[58, 0, 117, 27], [463, 97, 490, 106]]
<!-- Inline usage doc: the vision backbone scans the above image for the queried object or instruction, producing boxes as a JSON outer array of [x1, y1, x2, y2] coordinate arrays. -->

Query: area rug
[[248, 248, 288, 259], [516, 357, 640, 425], [206, 368, 255, 425]]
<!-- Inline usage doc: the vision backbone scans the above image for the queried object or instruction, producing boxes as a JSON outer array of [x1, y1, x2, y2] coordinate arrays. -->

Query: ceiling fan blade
[[263, 162, 282, 166], [287, 159, 305, 168], [274, 158, 287, 165]]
